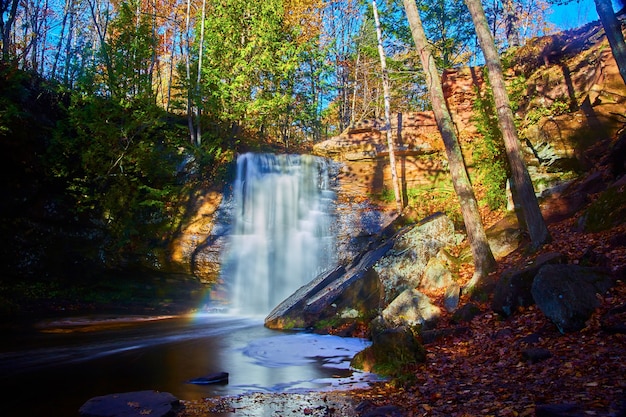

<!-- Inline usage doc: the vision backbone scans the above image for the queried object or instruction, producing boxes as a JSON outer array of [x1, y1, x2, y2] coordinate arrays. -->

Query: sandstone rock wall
[[313, 22, 626, 202]]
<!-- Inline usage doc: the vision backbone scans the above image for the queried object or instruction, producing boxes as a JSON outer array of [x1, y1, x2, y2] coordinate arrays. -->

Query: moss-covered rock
[[579, 183, 626, 232], [350, 326, 425, 376]]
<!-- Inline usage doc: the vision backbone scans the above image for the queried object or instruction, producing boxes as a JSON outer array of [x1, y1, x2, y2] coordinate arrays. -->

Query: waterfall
[[221, 153, 336, 316]]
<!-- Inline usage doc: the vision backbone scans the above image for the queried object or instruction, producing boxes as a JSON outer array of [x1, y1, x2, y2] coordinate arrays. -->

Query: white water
[[221, 153, 336, 315]]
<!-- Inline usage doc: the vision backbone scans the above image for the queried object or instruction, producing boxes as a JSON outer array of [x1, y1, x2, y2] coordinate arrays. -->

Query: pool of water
[[0, 314, 377, 417]]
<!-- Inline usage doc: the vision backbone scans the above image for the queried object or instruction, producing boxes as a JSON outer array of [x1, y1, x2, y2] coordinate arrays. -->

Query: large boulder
[[381, 289, 441, 329], [350, 326, 426, 375], [531, 264, 615, 333], [79, 391, 181, 417], [492, 252, 567, 316], [374, 213, 457, 303], [264, 240, 392, 330], [420, 255, 454, 291], [265, 213, 457, 331]]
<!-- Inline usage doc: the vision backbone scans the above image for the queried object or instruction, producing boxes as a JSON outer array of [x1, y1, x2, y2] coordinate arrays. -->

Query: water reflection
[[0, 314, 376, 417]]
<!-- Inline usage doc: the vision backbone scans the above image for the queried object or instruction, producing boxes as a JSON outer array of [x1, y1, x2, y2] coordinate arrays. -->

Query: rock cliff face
[[312, 20, 626, 201]]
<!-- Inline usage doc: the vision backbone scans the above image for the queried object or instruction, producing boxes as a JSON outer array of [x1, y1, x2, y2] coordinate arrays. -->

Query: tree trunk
[[51, 0, 71, 77], [402, 0, 496, 290], [594, 0, 626, 86], [1, 0, 19, 61], [503, 0, 520, 48], [194, 0, 206, 146], [372, 0, 403, 213], [464, 0, 551, 249], [184, 0, 195, 145]]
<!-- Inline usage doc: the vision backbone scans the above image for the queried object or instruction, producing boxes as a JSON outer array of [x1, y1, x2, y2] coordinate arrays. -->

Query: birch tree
[[372, 0, 402, 212], [402, 0, 496, 291]]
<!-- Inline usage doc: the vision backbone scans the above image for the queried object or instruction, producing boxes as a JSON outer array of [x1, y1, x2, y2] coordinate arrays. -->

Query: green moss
[[582, 186, 626, 232], [351, 327, 426, 377]]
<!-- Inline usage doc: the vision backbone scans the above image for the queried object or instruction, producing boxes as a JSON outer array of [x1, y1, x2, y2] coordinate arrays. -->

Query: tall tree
[[415, 0, 477, 68], [372, 0, 402, 212], [503, 0, 520, 47], [594, 0, 626, 85], [464, 0, 551, 249], [0, 0, 20, 61], [402, 0, 496, 291]]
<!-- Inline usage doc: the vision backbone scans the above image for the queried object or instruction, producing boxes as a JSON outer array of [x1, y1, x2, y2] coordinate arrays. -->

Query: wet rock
[[351, 326, 425, 375], [187, 372, 229, 385], [79, 390, 181, 417], [531, 264, 615, 333]]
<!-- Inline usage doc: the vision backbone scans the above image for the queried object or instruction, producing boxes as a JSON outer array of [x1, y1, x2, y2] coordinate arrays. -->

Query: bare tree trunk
[[51, 0, 71, 77], [62, 6, 75, 85], [184, 0, 195, 144], [464, 0, 551, 249], [372, 0, 403, 213], [403, 0, 496, 290], [594, 0, 626, 85], [87, 0, 117, 97], [503, 0, 520, 47], [166, 24, 178, 113], [1, 0, 20, 61], [195, 0, 206, 146]]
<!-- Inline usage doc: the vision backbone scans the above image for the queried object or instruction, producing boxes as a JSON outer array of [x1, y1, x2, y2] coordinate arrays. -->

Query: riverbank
[[177, 190, 626, 416]]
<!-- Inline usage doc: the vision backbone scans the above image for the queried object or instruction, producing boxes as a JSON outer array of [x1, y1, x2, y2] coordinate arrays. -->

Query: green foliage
[[47, 95, 193, 251], [581, 186, 626, 232], [99, 0, 158, 100], [525, 98, 571, 125], [414, 0, 477, 69], [186, 0, 326, 146], [471, 84, 509, 210]]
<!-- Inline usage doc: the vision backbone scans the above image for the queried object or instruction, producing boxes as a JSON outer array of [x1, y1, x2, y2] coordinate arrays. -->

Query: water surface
[[0, 314, 375, 417]]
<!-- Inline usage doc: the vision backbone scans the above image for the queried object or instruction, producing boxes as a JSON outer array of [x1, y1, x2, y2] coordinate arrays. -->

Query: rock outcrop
[[265, 213, 459, 332]]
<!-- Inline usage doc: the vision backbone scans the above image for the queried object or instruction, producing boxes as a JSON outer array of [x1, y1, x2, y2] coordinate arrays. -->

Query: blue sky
[[549, 0, 598, 30]]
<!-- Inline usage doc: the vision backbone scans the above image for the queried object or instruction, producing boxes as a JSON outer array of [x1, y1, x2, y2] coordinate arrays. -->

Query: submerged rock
[[186, 372, 229, 385], [79, 390, 181, 417]]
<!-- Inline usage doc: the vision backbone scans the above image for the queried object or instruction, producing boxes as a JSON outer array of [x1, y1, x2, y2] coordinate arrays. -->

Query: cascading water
[[221, 153, 336, 315]]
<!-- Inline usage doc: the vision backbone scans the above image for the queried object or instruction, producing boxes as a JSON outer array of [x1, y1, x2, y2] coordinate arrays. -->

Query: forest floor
[[178, 159, 626, 416]]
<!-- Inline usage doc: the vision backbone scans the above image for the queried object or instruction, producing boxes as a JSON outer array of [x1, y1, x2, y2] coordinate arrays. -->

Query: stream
[[0, 153, 378, 416], [0, 313, 377, 417]]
